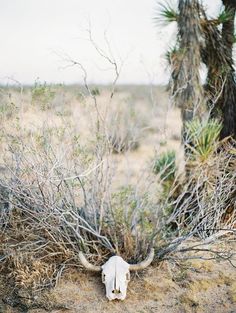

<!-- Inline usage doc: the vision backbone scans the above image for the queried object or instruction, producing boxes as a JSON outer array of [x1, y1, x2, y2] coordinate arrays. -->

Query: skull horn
[[78, 251, 102, 272], [129, 248, 155, 271]]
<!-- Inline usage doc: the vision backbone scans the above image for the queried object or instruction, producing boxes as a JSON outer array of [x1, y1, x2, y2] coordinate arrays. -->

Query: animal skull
[[102, 256, 130, 300], [78, 249, 154, 300]]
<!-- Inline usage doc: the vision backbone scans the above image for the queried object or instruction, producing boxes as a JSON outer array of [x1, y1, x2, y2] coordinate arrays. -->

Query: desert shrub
[[102, 185, 157, 259], [152, 150, 179, 227], [31, 80, 55, 110], [91, 87, 100, 96], [153, 122, 235, 239], [0, 91, 18, 120], [0, 122, 161, 291], [108, 131, 139, 153], [167, 138, 236, 238], [107, 101, 142, 153], [153, 150, 176, 181]]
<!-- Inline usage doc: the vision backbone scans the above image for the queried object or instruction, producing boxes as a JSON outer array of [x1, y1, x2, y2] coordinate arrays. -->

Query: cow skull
[[78, 249, 154, 300], [101, 255, 130, 300]]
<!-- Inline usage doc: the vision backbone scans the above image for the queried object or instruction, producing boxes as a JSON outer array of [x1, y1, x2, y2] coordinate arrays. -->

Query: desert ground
[[1, 240, 236, 313]]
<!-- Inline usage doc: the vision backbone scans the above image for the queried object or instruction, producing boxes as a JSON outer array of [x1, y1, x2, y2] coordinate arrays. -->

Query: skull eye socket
[[126, 272, 130, 281], [102, 273, 106, 283]]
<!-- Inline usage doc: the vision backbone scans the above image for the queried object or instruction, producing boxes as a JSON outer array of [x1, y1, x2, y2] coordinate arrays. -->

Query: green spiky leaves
[[185, 119, 222, 162], [217, 9, 234, 24], [153, 150, 176, 181], [154, 1, 178, 25]]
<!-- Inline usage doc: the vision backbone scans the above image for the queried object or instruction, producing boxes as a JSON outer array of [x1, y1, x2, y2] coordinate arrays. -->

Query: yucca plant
[[154, 2, 178, 25], [153, 150, 179, 223], [156, 0, 236, 142], [153, 150, 176, 182], [217, 9, 233, 24], [185, 118, 222, 162]]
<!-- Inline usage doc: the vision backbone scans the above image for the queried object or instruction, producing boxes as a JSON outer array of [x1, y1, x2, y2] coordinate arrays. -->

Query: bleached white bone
[[78, 249, 154, 300], [101, 256, 130, 300]]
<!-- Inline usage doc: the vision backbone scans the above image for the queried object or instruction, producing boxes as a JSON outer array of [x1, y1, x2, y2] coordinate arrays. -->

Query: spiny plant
[[185, 118, 222, 162], [154, 1, 178, 25], [153, 150, 176, 182], [217, 9, 233, 24], [155, 0, 236, 139], [153, 150, 178, 220]]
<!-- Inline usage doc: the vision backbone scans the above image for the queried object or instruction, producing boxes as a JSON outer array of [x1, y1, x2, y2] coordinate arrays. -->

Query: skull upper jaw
[[105, 282, 128, 301], [106, 291, 127, 301]]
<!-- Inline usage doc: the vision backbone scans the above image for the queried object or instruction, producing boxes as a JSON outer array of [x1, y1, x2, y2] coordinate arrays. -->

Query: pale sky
[[0, 0, 221, 85]]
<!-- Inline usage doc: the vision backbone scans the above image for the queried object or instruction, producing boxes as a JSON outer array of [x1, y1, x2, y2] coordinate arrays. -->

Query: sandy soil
[[1, 253, 236, 313]]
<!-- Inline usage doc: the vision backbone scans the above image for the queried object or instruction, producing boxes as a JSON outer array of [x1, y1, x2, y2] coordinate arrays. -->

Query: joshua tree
[[217, 0, 236, 139], [159, 0, 236, 140], [169, 0, 204, 145], [202, 0, 236, 139]]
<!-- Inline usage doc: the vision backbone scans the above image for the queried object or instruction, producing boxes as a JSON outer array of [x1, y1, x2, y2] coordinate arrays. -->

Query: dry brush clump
[[1, 119, 236, 295], [0, 121, 160, 292], [164, 120, 236, 240], [149, 118, 236, 267], [106, 98, 147, 153]]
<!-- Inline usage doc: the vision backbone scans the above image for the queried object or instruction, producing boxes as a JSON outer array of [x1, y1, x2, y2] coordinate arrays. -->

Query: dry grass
[[1, 240, 235, 313]]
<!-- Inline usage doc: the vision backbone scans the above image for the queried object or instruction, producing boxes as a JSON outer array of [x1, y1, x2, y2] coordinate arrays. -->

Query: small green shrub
[[103, 185, 155, 258], [91, 87, 100, 96], [0, 92, 17, 120], [153, 150, 176, 181], [31, 80, 55, 110]]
